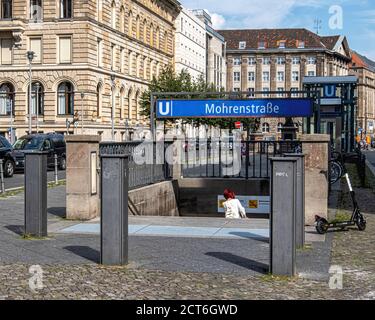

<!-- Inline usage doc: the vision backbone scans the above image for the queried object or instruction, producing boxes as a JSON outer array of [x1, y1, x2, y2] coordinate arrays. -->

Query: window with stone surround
[[30, 0, 42, 21], [292, 57, 300, 65], [277, 71, 284, 82], [29, 37, 42, 63], [58, 36, 72, 64], [262, 71, 270, 82], [262, 122, 270, 133], [248, 57, 256, 65], [233, 57, 241, 65], [57, 82, 74, 115], [307, 56, 317, 65], [262, 57, 271, 65], [233, 72, 240, 82], [0, 38, 12, 65], [248, 72, 255, 82], [277, 57, 285, 65], [0, 83, 14, 116], [292, 71, 299, 82], [60, 0, 72, 19], [0, 0, 12, 19]]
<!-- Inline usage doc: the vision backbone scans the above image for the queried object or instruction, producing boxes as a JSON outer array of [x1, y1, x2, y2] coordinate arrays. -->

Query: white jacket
[[223, 199, 246, 219]]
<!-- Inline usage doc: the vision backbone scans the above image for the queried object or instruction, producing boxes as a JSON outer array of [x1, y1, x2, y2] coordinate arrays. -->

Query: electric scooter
[[315, 169, 367, 235]]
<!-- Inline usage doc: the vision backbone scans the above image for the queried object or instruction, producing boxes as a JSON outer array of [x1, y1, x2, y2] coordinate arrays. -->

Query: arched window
[[128, 11, 133, 37], [144, 57, 148, 80], [127, 88, 133, 119], [0, 83, 14, 116], [164, 31, 168, 53], [57, 81, 74, 115], [1, 0, 12, 19], [30, 0, 42, 21], [120, 6, 125, 33], [262, 122, 270, 133], [155, 27, 160, 49], [96, 83, 102, 117], [120, 87, 125, 119], [59, 0, 72, 19], [143, 19, 148, 43], [277, 122, 283, 133], [150, 23, 154, 47], [135, 90, 140, 120], [111, 1, 116, 29], [136, 15, 140, 39], [29, 82, 44, 115]]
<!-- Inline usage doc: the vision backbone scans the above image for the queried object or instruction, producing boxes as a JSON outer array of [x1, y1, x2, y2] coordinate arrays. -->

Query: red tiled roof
[[217, 28, 340, 51]]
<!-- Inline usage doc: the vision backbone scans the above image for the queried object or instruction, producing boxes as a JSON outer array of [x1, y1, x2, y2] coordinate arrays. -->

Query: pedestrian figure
[[223, 189, 246, 219]]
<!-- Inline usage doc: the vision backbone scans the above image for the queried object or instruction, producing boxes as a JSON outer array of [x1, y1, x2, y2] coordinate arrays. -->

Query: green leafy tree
[[140, 65, 260, 132]]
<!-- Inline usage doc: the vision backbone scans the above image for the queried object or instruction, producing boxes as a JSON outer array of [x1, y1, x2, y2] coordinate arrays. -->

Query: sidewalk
[[0, 185, 330, 279]]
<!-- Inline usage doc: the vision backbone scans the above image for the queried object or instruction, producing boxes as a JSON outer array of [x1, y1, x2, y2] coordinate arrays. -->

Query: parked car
[[12, 133, 66, 171], [0, 135, 16, 177]]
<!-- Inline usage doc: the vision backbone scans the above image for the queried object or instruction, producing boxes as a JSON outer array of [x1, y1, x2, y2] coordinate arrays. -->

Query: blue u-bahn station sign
[[156, 98, 313, 118]]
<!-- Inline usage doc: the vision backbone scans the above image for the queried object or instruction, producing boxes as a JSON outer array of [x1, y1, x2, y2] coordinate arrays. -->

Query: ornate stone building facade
[[218, 29, 352, 138], [350, 51, 375, 138], [0, 0, 181, 141]]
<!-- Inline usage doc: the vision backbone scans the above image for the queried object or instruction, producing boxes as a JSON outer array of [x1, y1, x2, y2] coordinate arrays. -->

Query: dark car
[[12, 133, 66, 171], [0, 135, 16, 177]]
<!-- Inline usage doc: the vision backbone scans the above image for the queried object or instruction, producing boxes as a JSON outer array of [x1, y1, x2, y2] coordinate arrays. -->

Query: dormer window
[[278, 41, 286, 49], [239, 41, 246, 49], [297, 41, 305, 48], [258, 41, 266, 49]]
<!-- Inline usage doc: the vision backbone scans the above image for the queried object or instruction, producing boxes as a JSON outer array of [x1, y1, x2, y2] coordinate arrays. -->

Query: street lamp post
[[26, 51, 35, 135], [80, 92, 85, 134], [35, 82, 40, 133], [111, 73, 116, 141]]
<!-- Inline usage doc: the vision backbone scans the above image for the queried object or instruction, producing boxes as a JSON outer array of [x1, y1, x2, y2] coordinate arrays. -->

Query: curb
[[366, 159, 375, 178], [3, 179, 66, 193]]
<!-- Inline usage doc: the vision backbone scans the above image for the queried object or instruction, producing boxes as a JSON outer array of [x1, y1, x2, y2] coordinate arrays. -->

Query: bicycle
[[329, 150, 344, 185]]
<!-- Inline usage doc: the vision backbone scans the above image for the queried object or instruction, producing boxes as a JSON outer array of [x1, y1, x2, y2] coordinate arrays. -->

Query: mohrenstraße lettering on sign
[[156, 99, 314, 118]]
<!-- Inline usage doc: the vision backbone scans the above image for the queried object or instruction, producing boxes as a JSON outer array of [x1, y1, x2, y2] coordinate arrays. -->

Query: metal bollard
[[54, 154, 58, 185], [284, 153, 305, 248], [0, 159, 4, 194], [270, 157, 297, 276], [24, 151, 48, 237], [100, 154, 129, 265]]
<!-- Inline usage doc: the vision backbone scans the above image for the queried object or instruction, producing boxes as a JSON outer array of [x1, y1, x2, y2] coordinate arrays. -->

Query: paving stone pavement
[[0, 184, 374, 300]]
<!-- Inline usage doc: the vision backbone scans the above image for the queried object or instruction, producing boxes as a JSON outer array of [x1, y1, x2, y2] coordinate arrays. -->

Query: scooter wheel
[[316, 220, 328, 234], [357, 215, 367, 231]]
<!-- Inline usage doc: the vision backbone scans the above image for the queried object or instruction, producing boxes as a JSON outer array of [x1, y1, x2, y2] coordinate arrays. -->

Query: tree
[[140, 66, 260, 132]]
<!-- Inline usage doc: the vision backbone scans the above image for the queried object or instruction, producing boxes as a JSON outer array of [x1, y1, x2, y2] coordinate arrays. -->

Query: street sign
[[156, 98, 313, 118], [235, 121, 242, 129]]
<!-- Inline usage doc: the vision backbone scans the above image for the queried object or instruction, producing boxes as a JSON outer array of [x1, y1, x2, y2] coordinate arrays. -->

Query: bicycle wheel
[[329, 161, 342, 184]]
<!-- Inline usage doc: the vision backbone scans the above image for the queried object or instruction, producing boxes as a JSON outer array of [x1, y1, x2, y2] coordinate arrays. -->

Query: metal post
[[100, 154, 129, 265], [27, 51, 35, 134], [24, 151, 48, 237], [81, 92, 85, 134], [0, 159, 4, 194], [111, 73, 116, 141], [36, 82, 40, 133], [283, 153, 305, 248], [150, 94, 155, 141], [54, 154, 58, 184], [270, 157, 297, 276]]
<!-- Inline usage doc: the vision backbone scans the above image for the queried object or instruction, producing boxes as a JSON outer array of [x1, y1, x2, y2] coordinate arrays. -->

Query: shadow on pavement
[[64, 246, 100, 263], [48, 207, 66, 219], [4, 225, 24, 236], [229, 231, 269, 243], [206, 252, 268, 274]]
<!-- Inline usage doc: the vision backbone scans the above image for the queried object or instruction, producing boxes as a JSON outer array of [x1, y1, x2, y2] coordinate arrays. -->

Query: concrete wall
[[178, 178, 269, 217], [128, 180, 179, 217], [300, 134, 330, 225]]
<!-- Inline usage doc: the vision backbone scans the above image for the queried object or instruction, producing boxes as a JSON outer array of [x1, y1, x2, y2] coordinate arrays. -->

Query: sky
[[181, 0, 375, 61]]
